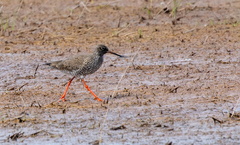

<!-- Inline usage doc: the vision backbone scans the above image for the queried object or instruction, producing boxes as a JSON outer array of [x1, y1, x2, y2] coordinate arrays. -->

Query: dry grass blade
[[33, 64, 39, 77], [98, 47, 141, 143], [231, 96, 240, 118], [7, 132, 24, 141], [80, 2, 91, 12]]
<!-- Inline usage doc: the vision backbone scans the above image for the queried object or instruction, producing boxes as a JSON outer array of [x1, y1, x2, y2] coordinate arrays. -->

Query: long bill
[[108, 51, 125, 57]]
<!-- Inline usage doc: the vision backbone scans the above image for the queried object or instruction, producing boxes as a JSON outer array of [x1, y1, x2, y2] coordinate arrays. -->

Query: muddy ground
[[0, 0, 240, 144]]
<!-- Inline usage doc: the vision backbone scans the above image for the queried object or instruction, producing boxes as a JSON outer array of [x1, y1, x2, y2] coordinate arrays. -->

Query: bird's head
[[96, 45, 124, 57], [96, 45, 109, 55]]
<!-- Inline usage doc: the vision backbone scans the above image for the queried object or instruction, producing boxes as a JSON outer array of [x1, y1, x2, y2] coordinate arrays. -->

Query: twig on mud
[[0, 5, 3, 14], [231, 96, 240, 118], [156, 1, 171, 15], [16, 83, 28, 107], [122, 32, 136, 37], [7, 132, 24, 141], [72, 1, 91, 12], [131, 52, 139, 69], [30, 101, 42, 108], [111, 24, 130, 37], [203, 36, 209, 44], [183, 28, 196, 33], [211, 117, 223, 124], [98, 46, 141, 143], [19, 95, 26, 107], [33, 64, 39, 77], [18, 83, 28, 91], [117, 16, 122, 28], [86, 26, 94, 32], [80, 2, 91, 12], [110, 125, 126, 130], [72, 1, 91, 23], [16, 0, 24, 14]]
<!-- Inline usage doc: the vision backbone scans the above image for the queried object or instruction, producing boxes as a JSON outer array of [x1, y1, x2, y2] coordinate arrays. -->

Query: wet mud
[[0, 0, 240, 144]]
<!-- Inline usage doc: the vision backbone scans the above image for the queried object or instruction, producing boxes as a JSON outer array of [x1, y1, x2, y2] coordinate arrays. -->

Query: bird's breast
[[76, 56, 103, 76]]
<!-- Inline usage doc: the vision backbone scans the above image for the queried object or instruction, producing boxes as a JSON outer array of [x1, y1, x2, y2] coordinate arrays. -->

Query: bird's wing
[[49, 55, 90, 72]]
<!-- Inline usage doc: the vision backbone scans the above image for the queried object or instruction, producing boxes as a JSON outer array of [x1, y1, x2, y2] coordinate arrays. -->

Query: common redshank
[[45, 45, 124, 102]]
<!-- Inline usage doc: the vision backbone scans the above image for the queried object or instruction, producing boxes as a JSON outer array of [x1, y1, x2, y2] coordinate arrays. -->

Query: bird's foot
[[57, 97, 67, 102], [94, 97, 103, 102]]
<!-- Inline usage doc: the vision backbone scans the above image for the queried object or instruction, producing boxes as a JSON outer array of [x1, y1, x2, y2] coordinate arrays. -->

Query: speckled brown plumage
[[45, 44, 124, 102]]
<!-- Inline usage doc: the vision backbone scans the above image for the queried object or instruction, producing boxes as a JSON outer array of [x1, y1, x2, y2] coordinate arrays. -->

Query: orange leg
[[58, 76, 75, 102], [81, 79, 103, 102]]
